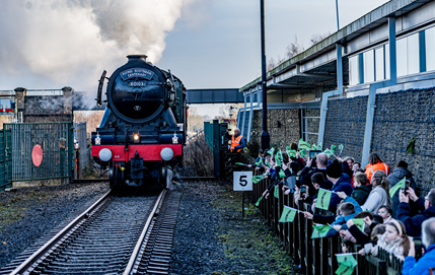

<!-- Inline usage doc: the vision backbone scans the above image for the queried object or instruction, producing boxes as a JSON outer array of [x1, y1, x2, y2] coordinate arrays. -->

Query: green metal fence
[[204, 120, 228, 178], [4, 122, 74, 182], [0, 129, 12, 191]]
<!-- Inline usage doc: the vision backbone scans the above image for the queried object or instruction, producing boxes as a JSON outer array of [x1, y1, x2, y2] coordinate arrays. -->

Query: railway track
[[1, 188, 179, 275]]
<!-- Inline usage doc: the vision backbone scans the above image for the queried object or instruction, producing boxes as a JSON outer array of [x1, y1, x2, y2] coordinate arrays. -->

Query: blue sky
[[0, 0, 390, 116], [155, 0, 390, 116]]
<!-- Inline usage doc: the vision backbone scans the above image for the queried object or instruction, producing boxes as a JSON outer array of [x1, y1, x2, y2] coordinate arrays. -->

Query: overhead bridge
[[186, 89, 243, 104]]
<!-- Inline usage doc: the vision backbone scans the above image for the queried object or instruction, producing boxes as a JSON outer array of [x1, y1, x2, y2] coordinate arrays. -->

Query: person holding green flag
[[253, 149, 267, 171]]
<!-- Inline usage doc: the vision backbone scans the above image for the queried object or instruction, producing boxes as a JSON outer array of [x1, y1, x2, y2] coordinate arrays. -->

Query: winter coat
[[351, 184, 372, 206], [372, 234, 406, 261], [402, 243, 435, 275], [361, 186, 390, 215], [329, 174, 354, 212], [397, 200, 435, 237], [387, 167, 416, 217]]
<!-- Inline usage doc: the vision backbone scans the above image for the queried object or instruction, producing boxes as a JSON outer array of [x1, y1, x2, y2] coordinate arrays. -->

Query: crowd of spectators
[[252, 146, 435, 273]]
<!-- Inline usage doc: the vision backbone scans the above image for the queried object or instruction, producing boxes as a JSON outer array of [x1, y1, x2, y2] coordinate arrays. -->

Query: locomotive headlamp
[[99, 148, 112, 162], [160, 148, 174, 161], [95, 134, 101, 145], [133, 133, 140, 143]]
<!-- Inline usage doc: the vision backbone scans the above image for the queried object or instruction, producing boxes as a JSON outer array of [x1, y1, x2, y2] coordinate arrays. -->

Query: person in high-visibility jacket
[[365, 152, 390, 181], [225, 128, 245, 153]]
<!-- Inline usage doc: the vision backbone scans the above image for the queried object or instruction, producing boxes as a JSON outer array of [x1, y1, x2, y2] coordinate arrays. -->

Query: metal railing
[[250, 169, 405, 275], [4, 122, 73, 182]]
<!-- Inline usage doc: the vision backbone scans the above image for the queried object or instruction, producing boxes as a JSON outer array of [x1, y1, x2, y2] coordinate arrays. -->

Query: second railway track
[[2, 187, 178, 275]]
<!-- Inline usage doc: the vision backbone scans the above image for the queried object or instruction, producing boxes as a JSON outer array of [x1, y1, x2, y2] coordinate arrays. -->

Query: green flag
[[274, 186, 280, 199], [279, 169, 286, 179], [323, 148, 334, 157], [265, 160, 271, 168], [311, 143, 318, 150], [299, 149, 308, 159], [331, 145, 337, 154], [279, 206, 297, 223], [336, 253, 358, 268], [353, 218, 365, 232], [267, 148, 275, 156], [235, 162, 246, 166], [298, 139, 311, 151], [316, 188, 332, 210], [286, 147, 297, 158], [311, 224, 337, 239], [389, 177, 406, 197], [255, 158, 263, 166], [275, 151, 283, 166], [317, 143, 323, 150], [338, 144, 344, 154], [252, 175, 265, 184], [335, 264, 354, 275], [255, 196, 263, 207]]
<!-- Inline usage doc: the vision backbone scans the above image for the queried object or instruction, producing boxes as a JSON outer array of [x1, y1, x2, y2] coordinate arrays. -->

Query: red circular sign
[[32, 144, 43, 167]]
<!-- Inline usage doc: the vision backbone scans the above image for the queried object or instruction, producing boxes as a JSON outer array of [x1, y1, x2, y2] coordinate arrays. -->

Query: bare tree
[[267, 35, 304, 71], [310, 32, 331, 46]]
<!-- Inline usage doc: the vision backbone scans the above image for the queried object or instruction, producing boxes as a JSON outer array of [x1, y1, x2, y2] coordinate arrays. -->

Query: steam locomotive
[[91, 55, 187, 188]]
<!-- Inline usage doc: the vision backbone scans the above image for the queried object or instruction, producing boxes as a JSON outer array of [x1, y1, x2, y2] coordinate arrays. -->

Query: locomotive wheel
[[109, 162, 118, 189]]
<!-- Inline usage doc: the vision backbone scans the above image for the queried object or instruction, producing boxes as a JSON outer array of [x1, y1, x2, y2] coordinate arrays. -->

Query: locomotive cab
[[91, 55, 187, 188]]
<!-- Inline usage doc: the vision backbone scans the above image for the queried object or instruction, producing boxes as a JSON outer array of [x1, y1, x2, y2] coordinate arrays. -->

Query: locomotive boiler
[[91, 55, 187, 188]]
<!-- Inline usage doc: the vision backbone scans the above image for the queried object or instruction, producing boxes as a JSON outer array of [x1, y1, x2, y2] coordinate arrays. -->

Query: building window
[[375, 47, 385, 81], [246, 95, 250, 107], [252, 93, 258, 106], [385, 44, 390, 79], [364, 50, 375, 83], [397, 33, 420, 77], [426, 27, 435, 71], [349, 55, 359, 86]]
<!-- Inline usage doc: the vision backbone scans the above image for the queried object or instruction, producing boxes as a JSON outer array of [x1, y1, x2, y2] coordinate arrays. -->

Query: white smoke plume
[[0, 0, 197, 94]]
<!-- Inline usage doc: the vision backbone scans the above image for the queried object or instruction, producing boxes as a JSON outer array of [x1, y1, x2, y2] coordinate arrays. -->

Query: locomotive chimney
[[127, 55, 147, 62]]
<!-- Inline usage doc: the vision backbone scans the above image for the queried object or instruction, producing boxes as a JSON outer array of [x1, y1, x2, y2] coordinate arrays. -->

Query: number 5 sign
[[233, 171, 253, 191]]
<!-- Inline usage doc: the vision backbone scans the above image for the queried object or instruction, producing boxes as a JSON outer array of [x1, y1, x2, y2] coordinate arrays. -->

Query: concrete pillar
[[14, 87, 26, 123]]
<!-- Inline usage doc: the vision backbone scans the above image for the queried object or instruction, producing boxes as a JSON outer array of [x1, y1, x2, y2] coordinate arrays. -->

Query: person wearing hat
[[327, 159, 354, 212]]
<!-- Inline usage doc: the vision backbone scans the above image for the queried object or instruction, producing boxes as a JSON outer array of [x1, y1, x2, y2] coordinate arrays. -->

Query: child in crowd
[[378, 205, 394, 223], [351, 173, 372, 206], [332, 202, 357, 229], [365, 220, 411, 261]]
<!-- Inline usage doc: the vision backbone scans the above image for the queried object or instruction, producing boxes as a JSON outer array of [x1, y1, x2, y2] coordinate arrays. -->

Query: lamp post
[[335, 0, 340, 30], [260, 0, 270, 150]]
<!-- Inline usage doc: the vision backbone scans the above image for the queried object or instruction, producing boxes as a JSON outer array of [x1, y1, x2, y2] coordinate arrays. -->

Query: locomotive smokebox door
[[130, 151, 143, 179]]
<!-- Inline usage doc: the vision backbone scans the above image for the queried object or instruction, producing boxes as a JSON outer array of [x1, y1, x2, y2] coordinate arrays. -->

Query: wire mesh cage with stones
[[324, 96, 368, 162]]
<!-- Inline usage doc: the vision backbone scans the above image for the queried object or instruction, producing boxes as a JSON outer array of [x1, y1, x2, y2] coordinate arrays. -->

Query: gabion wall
[[324, 96, 368, 162], [372, 88, 435, 192], [305, 109, 320, 145], [250, 109, 300, 150]]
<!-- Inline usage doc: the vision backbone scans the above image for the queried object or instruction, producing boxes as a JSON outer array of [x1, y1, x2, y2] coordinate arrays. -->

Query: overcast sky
[[0, 0, 390, 117]]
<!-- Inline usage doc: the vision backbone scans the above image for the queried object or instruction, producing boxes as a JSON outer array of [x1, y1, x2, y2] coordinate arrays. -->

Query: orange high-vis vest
[[230, 135, 244, 153], [365, 162, 390, 181]]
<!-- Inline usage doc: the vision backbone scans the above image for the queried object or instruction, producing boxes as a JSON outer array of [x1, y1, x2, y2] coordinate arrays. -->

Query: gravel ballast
[[0, 182, 110, 268], [170, 181, 293, 275]]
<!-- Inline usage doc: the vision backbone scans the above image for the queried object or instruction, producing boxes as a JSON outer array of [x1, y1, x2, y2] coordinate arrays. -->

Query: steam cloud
[[0, 0, 197, 98]]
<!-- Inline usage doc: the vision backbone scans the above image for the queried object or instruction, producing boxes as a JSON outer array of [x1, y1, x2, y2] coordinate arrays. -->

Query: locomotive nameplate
[[120, 68, 154, 81]]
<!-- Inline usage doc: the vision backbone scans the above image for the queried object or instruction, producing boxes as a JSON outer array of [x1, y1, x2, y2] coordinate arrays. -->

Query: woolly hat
[[326, 160, 342, 178]]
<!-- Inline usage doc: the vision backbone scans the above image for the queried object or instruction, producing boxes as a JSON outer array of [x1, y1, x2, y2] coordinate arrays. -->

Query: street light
[[260, 0, 270, 150]]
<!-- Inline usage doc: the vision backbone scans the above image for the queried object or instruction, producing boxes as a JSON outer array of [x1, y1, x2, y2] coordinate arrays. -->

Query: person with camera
[[402, 217, 435, 274], [225, 128, 245, 153], [397, 188, 435, 237], [388, 160, 417, 217]]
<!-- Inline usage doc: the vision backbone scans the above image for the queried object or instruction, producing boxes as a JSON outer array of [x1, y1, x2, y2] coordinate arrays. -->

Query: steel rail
[[123, 189, 166, 275], [9, 190, 112, 275]]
